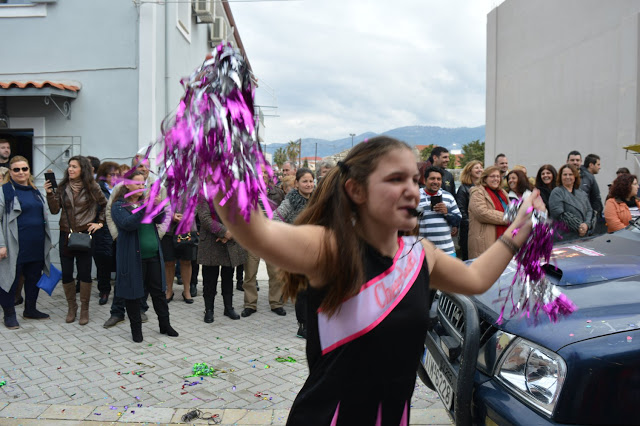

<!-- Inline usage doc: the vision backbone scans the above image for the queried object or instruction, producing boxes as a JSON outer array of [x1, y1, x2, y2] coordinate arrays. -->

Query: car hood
[[471, 229, 640, 352]]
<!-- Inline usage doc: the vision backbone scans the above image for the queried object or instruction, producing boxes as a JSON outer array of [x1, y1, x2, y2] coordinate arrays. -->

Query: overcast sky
[[230, 0, 499, 144]]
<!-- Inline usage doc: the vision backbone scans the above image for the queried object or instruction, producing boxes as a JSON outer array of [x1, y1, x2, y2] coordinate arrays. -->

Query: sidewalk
[[0, 262, 451, 425]]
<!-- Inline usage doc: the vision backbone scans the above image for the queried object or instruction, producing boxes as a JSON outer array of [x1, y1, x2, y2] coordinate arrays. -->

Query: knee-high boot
[[125, 299, 143, 342], [78, 282, 92, 325], [62, 282, 78, 323]]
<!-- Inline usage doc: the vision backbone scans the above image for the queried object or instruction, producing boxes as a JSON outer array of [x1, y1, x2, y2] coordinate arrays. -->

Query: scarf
[[283, 189, 309, 223], [69, 178, 83, 194], [484, 185, 509, 239], [2, 179, 44, 215]]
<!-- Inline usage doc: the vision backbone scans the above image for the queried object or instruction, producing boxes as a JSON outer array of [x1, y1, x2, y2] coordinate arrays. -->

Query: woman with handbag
[[0, 156, 53, 329], [111, 170, 178, 342], [44, 156, 107, 325]]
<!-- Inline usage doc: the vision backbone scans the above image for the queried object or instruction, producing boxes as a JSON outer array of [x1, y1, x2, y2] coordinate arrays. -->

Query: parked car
[[419, 219, 640, 425]]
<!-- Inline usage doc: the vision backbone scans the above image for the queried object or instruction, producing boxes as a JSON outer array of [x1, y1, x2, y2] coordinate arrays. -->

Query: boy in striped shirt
[[418, 167, 462, 256]]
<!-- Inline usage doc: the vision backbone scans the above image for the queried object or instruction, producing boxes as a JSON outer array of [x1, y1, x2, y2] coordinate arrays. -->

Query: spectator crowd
[[0, 135, 638, 342]]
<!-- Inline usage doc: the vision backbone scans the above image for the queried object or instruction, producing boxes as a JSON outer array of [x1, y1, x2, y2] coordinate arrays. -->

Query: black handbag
[[62, 190, 92, 252], [173, 231, 199, 247]]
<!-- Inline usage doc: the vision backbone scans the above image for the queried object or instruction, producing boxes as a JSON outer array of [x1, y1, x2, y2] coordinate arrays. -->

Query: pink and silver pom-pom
[[138, 43, 274, 233], [496, 198, 577, 324]]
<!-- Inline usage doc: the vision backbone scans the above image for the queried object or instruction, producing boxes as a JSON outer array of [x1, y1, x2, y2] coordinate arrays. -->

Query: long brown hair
[[282, 136, 413, 316], [59, 156, 99, 201]]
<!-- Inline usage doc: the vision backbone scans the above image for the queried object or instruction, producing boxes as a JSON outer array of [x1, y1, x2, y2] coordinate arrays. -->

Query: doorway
[[0, 128, 34, 168]]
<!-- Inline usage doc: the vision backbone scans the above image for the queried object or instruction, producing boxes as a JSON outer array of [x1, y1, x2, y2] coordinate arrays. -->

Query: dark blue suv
[[419, 220, 640, 425]]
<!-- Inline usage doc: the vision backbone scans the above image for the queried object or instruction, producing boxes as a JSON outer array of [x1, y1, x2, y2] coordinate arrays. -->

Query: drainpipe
[[164, 0, 170, 118]]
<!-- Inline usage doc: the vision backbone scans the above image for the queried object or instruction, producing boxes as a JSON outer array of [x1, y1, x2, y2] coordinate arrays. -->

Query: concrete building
[[486, 0, 640, 193], [0, 0, 254, 260]]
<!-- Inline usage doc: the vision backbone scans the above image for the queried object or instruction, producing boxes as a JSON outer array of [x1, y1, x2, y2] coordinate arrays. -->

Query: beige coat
[[468, 185, 509, 259]]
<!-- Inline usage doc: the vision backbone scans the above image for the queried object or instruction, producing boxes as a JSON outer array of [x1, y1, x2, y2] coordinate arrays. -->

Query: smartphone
[[44, 172, 58, 189], [430, 195, 442, 211]]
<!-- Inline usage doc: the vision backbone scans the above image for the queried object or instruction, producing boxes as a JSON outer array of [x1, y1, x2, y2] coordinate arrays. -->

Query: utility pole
[[350, 133, 355, 148], [314, 142, 318, 172], [298, 138, 302, 169]]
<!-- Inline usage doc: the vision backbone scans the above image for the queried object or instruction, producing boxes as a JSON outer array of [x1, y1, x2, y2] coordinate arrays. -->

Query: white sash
[[318, 236, 425, 355]]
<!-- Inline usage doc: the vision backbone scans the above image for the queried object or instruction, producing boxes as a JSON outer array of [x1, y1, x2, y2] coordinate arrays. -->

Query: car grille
[[438, 294, 499, 345], [438, 294, 465, 337]]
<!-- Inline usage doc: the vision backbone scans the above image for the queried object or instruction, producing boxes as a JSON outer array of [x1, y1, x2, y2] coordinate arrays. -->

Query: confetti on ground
[[185, 363, 219, 378], [628, 336, 633, 342], [275, 356, 297, 363], [0, 381, 6, 387]]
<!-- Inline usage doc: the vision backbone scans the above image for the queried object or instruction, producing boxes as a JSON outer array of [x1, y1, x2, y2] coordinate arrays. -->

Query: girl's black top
[[287, 240, 431, 426]]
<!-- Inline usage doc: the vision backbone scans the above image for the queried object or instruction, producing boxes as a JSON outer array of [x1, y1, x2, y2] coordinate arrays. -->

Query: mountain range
[[264, 125, 486, 158]]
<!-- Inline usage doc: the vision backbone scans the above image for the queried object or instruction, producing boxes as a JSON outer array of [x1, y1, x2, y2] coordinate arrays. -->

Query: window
[[0, 0, 49, 18]]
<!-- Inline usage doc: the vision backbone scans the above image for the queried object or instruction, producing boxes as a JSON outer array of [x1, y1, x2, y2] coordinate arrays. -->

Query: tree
[[448, 153, 457, 169], [460, 140, 485, 168], [286, 140, 301, 165], [303, 159, 309, 168], [419, 144, 436, 162], [273, 147, 287, 168]]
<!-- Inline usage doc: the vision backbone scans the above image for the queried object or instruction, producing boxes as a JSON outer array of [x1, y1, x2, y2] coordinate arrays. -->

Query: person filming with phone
[[0, 156, 54, 330], [44, 156, 107, 325], [417, 166, 461, 257]]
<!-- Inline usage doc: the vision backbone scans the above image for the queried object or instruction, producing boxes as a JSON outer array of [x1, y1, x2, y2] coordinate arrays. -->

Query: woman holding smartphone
[[44, 156, 107, 325]]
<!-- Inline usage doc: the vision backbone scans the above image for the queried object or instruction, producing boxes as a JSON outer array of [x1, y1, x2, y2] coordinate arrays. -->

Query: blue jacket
[[111, 199, 166, 299]]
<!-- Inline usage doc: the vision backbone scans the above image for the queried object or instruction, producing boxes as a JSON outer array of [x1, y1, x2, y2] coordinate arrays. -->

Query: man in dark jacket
[[580, 153, 604, 233], [429, 146, 456, 195]]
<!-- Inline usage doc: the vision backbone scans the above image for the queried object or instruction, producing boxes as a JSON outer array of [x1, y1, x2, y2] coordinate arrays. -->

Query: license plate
[[424, 350, 454, 409]]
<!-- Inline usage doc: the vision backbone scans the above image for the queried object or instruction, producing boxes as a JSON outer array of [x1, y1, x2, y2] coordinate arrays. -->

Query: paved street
[[0, 262, 450, 425]]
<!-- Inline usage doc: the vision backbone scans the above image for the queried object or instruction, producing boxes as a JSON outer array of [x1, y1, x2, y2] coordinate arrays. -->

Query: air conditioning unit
[[193, 0, 214, 23], [210, 16, 226, 45]]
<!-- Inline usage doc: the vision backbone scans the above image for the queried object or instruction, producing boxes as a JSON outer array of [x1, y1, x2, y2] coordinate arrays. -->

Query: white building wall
[[486, 0, 640, 192]]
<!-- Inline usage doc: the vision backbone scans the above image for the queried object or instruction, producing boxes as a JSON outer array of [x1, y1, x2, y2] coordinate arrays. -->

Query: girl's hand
[[173, 213, 183, 222], [87, 223, 103, 234], [224, 230, 233, 241], [510, 189, 546, 246], [0, 247, 7, 260]]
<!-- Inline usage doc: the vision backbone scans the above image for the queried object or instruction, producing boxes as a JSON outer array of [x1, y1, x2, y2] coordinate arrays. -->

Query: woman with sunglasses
[[0, 156, 54, 329], [45, 156, 107, 325]]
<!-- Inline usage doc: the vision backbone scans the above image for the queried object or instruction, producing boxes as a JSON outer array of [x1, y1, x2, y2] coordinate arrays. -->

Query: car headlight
[[495, 338, 566, 416]]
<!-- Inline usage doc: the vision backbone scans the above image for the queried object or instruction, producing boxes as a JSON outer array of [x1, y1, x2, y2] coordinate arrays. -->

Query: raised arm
[[212, 192, 328, 284], [111, 201, 145, 232], [46, 190, 61, 215], [426, 189, 545, 295]]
